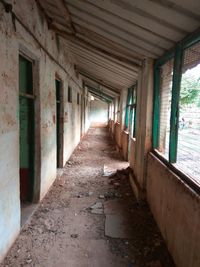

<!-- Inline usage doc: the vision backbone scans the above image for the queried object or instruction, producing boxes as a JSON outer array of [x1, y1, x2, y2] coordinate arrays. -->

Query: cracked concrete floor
[[1, 127, 175, 267]]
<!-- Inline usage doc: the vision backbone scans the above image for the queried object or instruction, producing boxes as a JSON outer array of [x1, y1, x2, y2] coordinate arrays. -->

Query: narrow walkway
[[2, 127, 175, 267]]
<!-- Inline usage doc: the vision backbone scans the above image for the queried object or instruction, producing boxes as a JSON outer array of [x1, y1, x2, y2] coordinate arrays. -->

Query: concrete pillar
[[130, 58, 154, 200]]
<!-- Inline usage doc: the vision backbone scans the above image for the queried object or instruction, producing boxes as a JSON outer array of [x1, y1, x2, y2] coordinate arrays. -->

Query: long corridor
[[2, 127, 174, 267]]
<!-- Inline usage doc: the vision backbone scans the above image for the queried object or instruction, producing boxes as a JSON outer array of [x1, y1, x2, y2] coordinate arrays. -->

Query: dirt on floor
[[1, 127, 175, 267]]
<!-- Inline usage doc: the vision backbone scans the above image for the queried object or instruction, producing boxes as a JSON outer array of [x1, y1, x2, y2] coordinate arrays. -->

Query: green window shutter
[[169, 44, 183, 163], [153, 65, 161, 149]]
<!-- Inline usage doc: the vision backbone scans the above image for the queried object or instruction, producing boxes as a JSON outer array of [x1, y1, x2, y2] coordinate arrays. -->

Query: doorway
[[19, 55, 35, 203], [55, 79, 63, 168]]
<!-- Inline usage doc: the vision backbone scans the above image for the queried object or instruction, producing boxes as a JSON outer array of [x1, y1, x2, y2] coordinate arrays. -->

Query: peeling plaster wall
[[62, 83, 82, 166], [0, 2, 21, 261], [0, 0, 86, 261], [147, 153, 200, 267]]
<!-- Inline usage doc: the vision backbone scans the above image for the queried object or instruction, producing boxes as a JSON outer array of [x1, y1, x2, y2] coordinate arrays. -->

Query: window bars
[[153, 32, 200, 185]]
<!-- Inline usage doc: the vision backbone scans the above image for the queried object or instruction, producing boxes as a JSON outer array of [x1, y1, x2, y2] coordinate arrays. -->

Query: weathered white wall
[[62, 82, 82, 166], [0, 0, 88, 261], [0, 2, 21, 261], [90, 99, 108, 125]]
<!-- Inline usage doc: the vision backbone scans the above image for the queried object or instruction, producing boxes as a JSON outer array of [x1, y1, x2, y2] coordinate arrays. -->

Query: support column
[[130, 58, 154, 200]]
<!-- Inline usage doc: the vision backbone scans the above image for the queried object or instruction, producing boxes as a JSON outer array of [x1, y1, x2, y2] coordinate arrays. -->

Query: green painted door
[[19, 55, 35, 202]]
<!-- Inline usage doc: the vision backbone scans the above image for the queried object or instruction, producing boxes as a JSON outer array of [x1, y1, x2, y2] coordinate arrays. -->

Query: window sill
[[152, 149, 200, 195], [173, 162, 200, 188]]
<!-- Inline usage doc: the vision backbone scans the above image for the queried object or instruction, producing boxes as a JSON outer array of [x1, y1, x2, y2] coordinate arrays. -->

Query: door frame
[[55, 73, 64, 168], [19, 45, 41, 203]]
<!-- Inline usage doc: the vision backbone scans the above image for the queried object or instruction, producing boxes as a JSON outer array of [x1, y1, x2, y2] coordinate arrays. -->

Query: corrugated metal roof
[[37, 0, 200, 96]]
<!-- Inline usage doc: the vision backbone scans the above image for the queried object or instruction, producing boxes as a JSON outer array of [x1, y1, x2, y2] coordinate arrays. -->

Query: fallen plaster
[[1, 127, 175, 267]]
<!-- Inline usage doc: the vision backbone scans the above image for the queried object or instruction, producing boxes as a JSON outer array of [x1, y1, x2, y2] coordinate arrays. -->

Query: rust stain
[[1, 72, 16, 88], [3, 113, 16, 127], [42, 121, 53, 129]]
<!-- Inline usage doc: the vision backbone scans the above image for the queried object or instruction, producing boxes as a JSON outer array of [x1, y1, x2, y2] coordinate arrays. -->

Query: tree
[[180, 73, 200, 106]]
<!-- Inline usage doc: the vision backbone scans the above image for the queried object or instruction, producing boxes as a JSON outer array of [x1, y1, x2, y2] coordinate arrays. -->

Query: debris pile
[[109, 167, 131, 185], [89, 202, 104, 214], [99, 192, 122, 200]]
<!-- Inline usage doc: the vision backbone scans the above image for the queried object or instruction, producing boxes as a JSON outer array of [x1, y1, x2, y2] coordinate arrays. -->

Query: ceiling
[[36, 0, 200, 99]]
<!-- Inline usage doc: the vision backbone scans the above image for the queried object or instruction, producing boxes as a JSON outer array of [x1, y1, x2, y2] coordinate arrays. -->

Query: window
[[176, 42, 200, 183], [131, 84, 137, 138], [125, 84, 137, 137], [68, 86, 72, 103], [153, 37, 200, 187], [77, 93, 79, 105], [117, 96, 120, 122]]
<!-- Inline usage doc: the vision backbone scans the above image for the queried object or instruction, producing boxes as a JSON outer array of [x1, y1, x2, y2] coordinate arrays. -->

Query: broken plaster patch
[[105, 214, 134, 239]]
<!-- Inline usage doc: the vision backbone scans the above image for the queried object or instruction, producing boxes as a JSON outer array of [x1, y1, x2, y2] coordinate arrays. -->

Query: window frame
[[125, 88, 131, 130], [125, 84, 137, 137], [153, 50, 175, 151], [153, 31, 200, 193], [132, 83, 137, 138]]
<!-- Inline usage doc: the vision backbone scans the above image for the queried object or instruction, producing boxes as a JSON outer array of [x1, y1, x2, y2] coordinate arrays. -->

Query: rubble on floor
[[1, 127, 175, 267]]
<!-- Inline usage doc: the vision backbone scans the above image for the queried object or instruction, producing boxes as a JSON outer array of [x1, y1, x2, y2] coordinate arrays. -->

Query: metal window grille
[[125, 85, 137, 136], [176, 41, 200, 184], [158, 59, 174, 158]]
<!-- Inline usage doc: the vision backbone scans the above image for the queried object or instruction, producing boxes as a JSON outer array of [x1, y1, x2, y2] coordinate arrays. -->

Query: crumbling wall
[[0, 0, 86, 261]]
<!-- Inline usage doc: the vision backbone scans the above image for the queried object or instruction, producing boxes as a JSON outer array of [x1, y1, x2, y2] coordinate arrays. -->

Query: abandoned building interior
[[1, 0, 200, 266]]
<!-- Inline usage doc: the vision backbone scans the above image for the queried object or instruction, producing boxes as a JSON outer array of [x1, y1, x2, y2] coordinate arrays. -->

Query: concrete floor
[[1, 127, 175, 267]]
